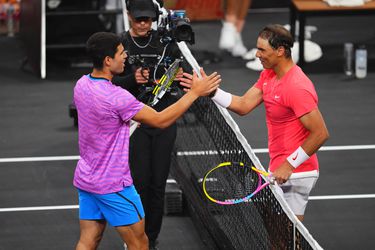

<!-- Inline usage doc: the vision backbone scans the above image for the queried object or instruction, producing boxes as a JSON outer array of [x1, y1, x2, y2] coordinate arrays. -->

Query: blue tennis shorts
[[77, 185, 145, 227]]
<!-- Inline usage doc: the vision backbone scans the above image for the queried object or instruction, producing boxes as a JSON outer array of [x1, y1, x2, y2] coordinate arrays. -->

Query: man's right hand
[[272, 161, 294, 184], [182, 68, 221, 97], [133, 68, 221, 129], [135, 67, 149, 84]]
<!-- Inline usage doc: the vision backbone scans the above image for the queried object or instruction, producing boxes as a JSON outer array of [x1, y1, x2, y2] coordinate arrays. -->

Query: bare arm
[[299, 109, 330, 155], [227, 86, 263, 115], [180, 74, 263, 115], [272, 108, 330, 184], [133, 69, 221, 128]]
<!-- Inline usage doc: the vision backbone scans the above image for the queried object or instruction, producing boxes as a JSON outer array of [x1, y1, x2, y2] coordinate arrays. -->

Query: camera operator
[[112, 1, 185, 249]]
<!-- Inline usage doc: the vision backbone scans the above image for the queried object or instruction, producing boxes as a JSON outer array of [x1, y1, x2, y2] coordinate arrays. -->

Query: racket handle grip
[[267, 174, 276, 185]]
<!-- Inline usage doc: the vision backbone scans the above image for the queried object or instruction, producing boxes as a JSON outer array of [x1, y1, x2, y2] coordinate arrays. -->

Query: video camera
[[127, 54, 162, 68], [157, 9, 195, 45], [126, 2, 194, 105]]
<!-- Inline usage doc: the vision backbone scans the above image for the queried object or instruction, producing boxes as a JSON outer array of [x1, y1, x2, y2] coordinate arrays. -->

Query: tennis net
[[171, 96, 322, 250]]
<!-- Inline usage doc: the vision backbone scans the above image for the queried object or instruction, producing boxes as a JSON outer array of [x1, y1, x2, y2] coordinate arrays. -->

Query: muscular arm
[[227, 86, 263, 115], [133, 70, 221, 128], [299, 109, 329, 155], [133, 91, 199, 128], [180, 74, 263, 115], [273, 108, 330, 184]]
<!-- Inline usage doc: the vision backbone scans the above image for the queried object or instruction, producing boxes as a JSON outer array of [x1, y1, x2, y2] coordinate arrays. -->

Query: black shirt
[[112, 30, 183, 112]]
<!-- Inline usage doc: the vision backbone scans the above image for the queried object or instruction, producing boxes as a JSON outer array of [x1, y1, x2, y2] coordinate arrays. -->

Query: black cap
[[128, 0, 156, 19]]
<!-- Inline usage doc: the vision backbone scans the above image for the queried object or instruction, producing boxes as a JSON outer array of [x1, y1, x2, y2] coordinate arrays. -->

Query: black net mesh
[[171, 97, 319, 250]]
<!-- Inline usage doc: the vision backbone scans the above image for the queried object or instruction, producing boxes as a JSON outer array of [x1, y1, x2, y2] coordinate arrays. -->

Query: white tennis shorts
[[279, 173, 319, 216]]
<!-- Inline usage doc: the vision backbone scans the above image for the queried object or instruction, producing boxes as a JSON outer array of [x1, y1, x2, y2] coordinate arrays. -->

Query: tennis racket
[[202, 162, 319, 205], [148, 58, 182, 106], [202, 162, 273, 205]]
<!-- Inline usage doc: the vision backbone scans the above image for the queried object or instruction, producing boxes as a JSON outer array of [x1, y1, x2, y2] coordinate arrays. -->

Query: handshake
[[179, 68, 221, 98]]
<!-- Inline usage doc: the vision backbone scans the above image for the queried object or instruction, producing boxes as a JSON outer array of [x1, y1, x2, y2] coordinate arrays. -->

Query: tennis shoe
[[246, 58, 263, 71], [231, 32, 248, 58], [219, 22, 236, 51], [291, 40, 323, 63], [242, 48, 257, 60]]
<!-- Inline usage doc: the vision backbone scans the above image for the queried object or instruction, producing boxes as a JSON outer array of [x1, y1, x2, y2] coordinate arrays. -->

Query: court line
[[0, 205, 79, 212], [178, 144, 375, 154], [253, 144, 375, 154], [309, 194, 375, 200], [0, 155, 80, 163], [1, 194, 374, 212], [1, 144, 375, 163]]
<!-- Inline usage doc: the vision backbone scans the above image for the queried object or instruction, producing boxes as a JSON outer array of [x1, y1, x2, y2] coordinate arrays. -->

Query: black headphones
[[125, 0, 160, 22]]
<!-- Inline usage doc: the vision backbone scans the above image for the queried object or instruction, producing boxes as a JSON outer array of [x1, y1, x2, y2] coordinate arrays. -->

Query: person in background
[[182, 24, 329, 222], [111, 1, 189, 249], [0, 0, 20, 37], [218, 0, 255, 60], [73, 31, 220, 250]]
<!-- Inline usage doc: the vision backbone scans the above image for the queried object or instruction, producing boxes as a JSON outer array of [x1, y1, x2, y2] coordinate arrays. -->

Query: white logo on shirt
[[274, 95, 280, 99], [263, 82, 267, 86]]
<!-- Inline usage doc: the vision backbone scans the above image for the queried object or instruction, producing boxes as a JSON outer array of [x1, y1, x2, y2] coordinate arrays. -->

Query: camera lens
[[174, 20, 194, 43]]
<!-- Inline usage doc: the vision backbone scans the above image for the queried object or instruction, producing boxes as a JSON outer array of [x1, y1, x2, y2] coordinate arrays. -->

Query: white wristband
[[287, 146, 310, 168], [211, 88, 232, 108]]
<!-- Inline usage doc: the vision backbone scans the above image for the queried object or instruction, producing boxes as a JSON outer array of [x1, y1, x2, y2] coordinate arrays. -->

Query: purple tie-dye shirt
[[73, 74, 144, 194]]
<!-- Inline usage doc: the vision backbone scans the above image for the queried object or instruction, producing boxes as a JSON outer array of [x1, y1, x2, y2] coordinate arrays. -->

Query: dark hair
[[259, 24, 294, 58], [86, 32, 122, 69]]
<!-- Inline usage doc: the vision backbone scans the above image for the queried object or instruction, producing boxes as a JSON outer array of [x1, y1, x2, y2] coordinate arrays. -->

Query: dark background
[[1, 0, 375, 249]]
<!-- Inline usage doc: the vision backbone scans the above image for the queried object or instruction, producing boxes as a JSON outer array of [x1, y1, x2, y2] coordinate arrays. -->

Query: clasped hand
[[179, 68, 221, 97], [271, 161, 294, 184]]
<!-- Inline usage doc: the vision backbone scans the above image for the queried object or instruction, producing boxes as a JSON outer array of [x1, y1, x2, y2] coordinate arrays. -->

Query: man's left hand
[[179, 72, 193, 92], [272, 161, 294, 184]]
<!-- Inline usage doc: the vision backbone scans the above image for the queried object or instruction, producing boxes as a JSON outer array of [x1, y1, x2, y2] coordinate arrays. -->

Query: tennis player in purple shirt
[[73, 32, 221, 250]]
